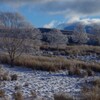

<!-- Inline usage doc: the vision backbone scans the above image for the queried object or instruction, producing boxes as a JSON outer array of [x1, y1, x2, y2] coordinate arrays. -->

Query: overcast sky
[[0, 0, 100, 28]]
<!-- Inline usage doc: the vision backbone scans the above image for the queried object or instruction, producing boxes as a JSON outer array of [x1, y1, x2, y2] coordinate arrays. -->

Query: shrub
[[81, 85, 100, 100], [11, 74, 18, 81], [14, 85, 21, 91], [68, 67, 81, 76], [2, 72, 10, 81], [54, 93, 73, 100], [0, 89, 5, 97], [87, 69, 94, 76], [30, 90, 37, 98], [92, 78, 100, 88], [13, 91, 24, 100], [80, 71, 88, 78]]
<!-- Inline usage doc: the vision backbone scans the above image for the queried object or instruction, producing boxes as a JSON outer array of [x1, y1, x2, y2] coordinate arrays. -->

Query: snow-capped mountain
[[56, 22, 94, 34]]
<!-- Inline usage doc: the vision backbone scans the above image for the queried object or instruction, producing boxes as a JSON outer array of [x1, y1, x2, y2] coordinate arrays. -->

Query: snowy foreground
[[0, 65, 100, 100]]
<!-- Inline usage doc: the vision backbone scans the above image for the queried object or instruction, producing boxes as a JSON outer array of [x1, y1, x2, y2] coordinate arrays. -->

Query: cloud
[[56, 17, 100, 30], [43, 20, 57, 28], [67, 17, 100, 25], [1, 0, 100, 17]]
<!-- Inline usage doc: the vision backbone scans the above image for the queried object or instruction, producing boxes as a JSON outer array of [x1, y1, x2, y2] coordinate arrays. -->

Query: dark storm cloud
[[37, 0, 100, 16], [0, 0, 100, 16]]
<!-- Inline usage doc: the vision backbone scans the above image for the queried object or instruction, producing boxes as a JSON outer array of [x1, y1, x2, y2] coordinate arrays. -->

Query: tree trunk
[[10, 58, 14, 67]]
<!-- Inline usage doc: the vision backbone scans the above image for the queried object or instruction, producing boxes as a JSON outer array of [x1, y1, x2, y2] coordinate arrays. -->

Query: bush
[[87, 69, 94, 76], [2, 72, 10, 81], [68, 67, 81, 76], [54, 93, 73, 100], [81, 85, 100, 100], [92, 78, 100, 88], [30, 90, 37, 98], [14, 85, 21, 91], [11, 74, 18, 81], [0, 89, 5, 97], [80, 71, 88, 77], [13, 91, 24, 100]]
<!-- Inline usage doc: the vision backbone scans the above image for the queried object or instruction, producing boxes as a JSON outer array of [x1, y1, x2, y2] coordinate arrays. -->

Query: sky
[[0, 0, 100, 28]]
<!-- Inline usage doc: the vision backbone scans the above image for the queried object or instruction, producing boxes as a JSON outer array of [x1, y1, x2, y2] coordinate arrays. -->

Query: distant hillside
[[38, 28, 73, 35], [56, 22, 94, 34]]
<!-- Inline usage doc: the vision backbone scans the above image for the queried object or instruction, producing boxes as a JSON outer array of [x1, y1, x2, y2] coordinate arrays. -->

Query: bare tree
[[72, 24, 89, 44], [44, 29, 68, 47], [0, 12, 33, 67], [25, 28, 42, 55]]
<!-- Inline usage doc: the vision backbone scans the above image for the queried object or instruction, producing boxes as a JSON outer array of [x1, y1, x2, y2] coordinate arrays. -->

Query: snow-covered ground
[[0, 65, 100, 100]]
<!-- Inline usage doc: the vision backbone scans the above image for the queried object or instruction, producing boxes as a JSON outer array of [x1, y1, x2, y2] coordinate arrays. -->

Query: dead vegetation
[[40, 45, 100, 55], [54, 93, 73, 100], [0, 89, 5, 97], [13, 91, 24, 100], [81, 78, 100, 100], [0, 65, 18, 81], [0, 54, 100, 73]]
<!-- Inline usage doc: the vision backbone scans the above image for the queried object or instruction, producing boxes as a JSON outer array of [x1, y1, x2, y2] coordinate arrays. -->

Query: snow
[[0, 65, 100, 100]]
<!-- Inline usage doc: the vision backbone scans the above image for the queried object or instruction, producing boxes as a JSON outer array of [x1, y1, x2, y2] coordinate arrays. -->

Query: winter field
[[0, 64, 100, 100], [0, 45, 100, 100]]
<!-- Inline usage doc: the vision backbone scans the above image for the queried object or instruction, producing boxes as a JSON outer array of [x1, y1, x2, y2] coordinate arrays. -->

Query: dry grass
[[0, 65, 18, 81], [65, 45, 100, 55], [2, 72, 10, 81], [30, 90, 37, 98], [0, 54, 100, 73], [0, 89, 5, 97], [13, 91, 24, 100], [87, 69, 95, 76], [81, 85, 100, 100], [92, 79, 100, 88], [81, 78, 100, 100], [40, 45, 100, 55], [0, 66, 10, 81], [54, 93, 73, 100], [68, 67, 81, 76], [68, 66, 95, 77]]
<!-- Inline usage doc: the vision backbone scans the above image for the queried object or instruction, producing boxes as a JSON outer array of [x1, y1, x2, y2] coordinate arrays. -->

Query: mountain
[[56, 22, 94, 34]]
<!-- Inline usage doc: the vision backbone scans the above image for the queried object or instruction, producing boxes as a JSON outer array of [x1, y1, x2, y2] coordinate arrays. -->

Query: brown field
[[40, 45, 100, 55], [0, 53, 100, 72]]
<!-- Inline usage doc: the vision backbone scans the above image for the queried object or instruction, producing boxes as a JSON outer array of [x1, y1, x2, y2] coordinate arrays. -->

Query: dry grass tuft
[[0, 89, 5, 97], [92, 79, 100, 88], [54, 93, 73, 100], [13, 91, 24, 100], [81, 86, 100, 100], [81, 78, 100, 100], [30, 90, 37, 98], [0, 66, 18, 81], [86, 69, 95, 76], [68, 67, 81, 76]]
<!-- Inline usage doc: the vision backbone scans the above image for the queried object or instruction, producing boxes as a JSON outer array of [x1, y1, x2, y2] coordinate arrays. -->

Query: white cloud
[[68, 17, 100, 25], [67, 16, 80, 24], [43, 21, 57, 28], [56, 17, 100, 30]]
